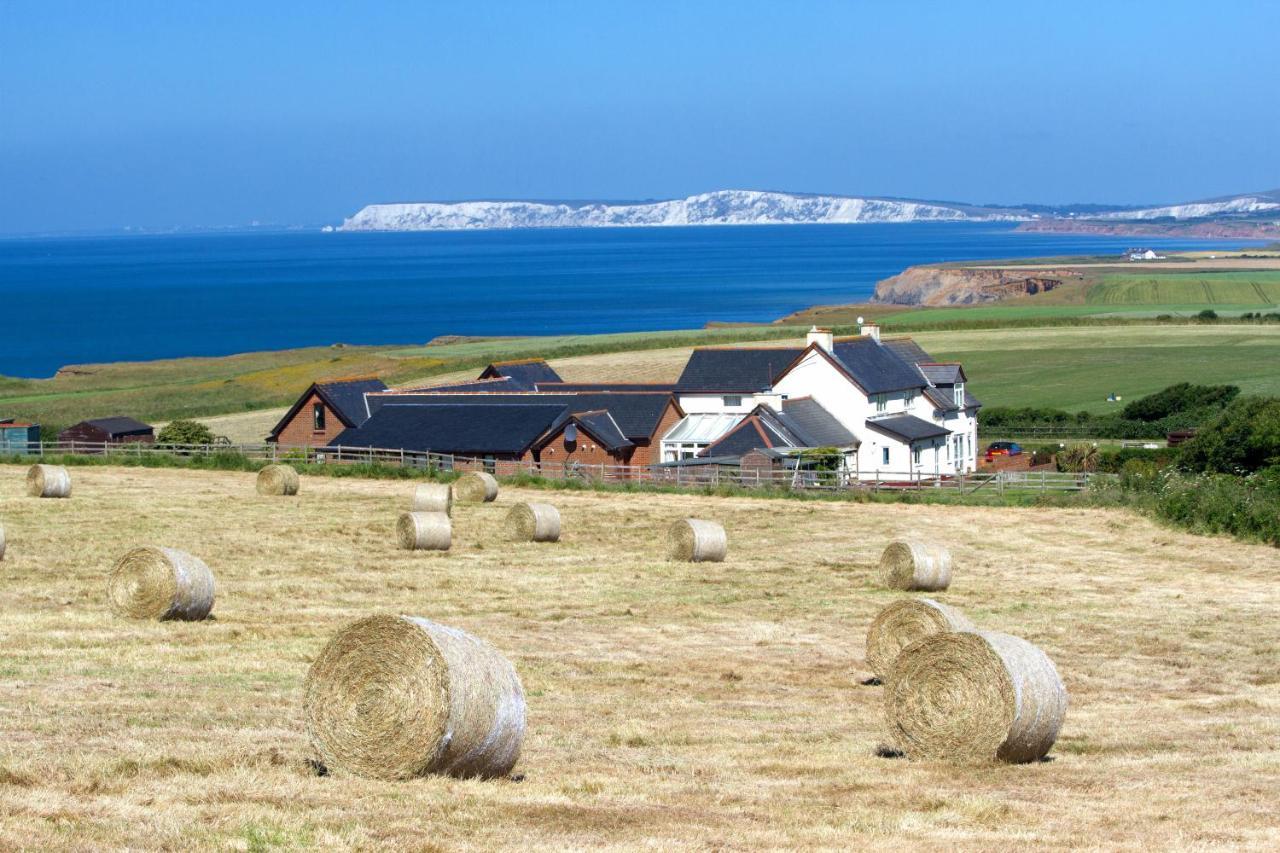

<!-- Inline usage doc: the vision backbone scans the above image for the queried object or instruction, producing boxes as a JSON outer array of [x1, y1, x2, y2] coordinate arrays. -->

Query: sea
[[0, 223, 1260, 378]]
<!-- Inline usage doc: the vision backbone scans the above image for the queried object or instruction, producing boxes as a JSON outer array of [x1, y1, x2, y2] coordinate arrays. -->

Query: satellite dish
[[856, 316, 864, 325]]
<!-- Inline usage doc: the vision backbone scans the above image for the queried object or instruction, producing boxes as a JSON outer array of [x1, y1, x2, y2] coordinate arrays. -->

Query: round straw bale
[[107, 546, 216, 621], [880, 539, 952, 590], [412, 483, 453, 515], [256, 464, 299, 496], [27, 464, 71, 498], [508, 502, 561, 542], [885, 630, 1067, 764], [667, 518, 727, 562], [304, 614, 526, 780], [397, 511, 451, 551], [865, 597, 975, 679], [454, 471, 498, 503]]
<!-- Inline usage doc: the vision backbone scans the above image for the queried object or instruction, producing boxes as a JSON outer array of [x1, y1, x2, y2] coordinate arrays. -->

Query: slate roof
[[880, 337, 934, 365], [918, 363, 965, 385], [330, 403, 568, 455], [865, 415, 952, 442], [536, 382, 677, 392], [566, 410, 633, 452], [317, 378, 388, 426], [828, 337, 929, 394], [778, 398, 858, 447], [81, 416, 152, 436], [365, 391, 673, 440], [478, 360, 563, 389], [674, 348, 805, 393], [700, 418, 781, 458]]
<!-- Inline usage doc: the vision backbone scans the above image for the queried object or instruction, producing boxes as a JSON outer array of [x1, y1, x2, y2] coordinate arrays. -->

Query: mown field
[[1087, 270, 1280, 306], [0, 465, 1277, 849]]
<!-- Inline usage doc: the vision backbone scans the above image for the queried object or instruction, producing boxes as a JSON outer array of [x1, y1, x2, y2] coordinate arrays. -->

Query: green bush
[[1178, 396, 1280, 474], [1196, 309, 1219, 321], [1056, 444, 1100, 473], [1121, 382, 1239, 422], [157, 419, 215, 445]]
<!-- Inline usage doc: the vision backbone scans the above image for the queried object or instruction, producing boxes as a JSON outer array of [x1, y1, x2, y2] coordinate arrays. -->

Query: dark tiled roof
[[317, 378, 388, 426], [82, 416, 152, 435], [829, 338, 928, 394], [700, 418, 777, 458], [414, 377, 519, 393], [331, 403, 568, 455], [479, 360, 563, 389], [919, 363, 964, 385], [880, 337, 935, 365], [366, 391, 672, 440], [778, 398, 857, 447], [865, 415, 952, 442], [536, 382, 677, 392], [572, 410, 633, 452], [674, 348, 805, 393]]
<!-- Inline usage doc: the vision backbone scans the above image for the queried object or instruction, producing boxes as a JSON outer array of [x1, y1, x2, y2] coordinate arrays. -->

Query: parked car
[[985, 441, 1023, 457]]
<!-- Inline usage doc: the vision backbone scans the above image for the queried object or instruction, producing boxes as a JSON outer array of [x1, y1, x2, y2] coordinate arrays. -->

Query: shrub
[[156, 419, 215, 446], [1178, 396, 1280, 474], [1121, 382, 1239, 422], [1196, 309, 1219, 321], [1056, 444, 1100, 473]]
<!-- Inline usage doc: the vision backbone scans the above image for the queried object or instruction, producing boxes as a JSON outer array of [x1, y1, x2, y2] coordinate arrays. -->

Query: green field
[[917, 324, 1280, 412], [1088, 270, 1280, 306]]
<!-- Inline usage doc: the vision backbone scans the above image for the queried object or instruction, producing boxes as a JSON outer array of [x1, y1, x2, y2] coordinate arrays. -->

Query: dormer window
[[874, 393, 888, 413], [954, 382, 965, 407]]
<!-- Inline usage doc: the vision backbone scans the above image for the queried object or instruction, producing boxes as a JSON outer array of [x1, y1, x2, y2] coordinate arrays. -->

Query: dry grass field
[[1, 465, 1278, 850]]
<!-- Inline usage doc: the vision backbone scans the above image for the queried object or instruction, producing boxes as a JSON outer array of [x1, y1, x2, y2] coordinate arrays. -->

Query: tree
[[1178, 397, 1280, 474], [157, 419, 215, 446], [1121, 382, 1239, 422]]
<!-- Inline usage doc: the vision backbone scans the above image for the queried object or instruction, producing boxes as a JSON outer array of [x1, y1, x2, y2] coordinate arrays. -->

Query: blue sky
[[2, 1, 1278, 232]]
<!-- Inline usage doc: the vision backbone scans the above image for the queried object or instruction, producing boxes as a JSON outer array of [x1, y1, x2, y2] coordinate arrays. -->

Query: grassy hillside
[[1087, 270, 1280, 305], [1, 464, 1277, 847]]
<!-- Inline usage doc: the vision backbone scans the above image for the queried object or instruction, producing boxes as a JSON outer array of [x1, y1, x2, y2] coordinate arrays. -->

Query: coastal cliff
[[872, 265, 1077, 306]]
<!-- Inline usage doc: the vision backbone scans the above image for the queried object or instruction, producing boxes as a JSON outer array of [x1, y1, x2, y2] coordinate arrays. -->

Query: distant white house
[[661, 324, 981, 479], [1126, 248, 1164, 261]]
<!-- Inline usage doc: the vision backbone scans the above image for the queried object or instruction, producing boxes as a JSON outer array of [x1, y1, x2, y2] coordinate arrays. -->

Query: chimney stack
[[860, 321, 881, 343], [806, 325, 834, 353]]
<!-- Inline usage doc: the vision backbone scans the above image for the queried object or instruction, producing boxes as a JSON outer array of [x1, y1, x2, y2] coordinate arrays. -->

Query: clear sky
[[2, 1, 1278, 233]]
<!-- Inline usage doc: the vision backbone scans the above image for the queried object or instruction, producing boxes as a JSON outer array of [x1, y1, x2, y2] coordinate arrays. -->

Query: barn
[[0, 419, 41, 453], [59, 417, 154, 446]]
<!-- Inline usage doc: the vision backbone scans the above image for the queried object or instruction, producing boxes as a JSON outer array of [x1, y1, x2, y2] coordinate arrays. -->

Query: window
[[312, 403, 325, 431], [954, 382, 965, 407], [723, 395, 743, 407], [874, 393, 888, 413], [912, 447, 921, 466], [905, 390, 917, 406], [881, 447, 890, 466], [483, 455, 497, 474]]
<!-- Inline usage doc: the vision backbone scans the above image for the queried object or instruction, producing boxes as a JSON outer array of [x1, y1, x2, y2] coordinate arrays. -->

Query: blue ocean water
[[0, 224, 1258, 378]]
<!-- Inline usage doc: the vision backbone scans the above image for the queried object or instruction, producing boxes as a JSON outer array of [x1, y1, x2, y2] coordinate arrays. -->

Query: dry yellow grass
[[1, 464, 1278, 849]]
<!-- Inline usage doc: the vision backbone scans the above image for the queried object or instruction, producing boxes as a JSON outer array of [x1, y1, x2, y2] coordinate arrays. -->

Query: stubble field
[[0, 465, 1278, 850]]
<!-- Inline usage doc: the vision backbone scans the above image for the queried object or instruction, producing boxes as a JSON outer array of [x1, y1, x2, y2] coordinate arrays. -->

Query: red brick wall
[[524, 423, 632, 477], [630, 399, 684, 467], [274, 392, 351, 447]]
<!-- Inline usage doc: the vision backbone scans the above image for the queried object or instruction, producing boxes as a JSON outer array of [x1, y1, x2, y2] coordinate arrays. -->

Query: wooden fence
[[3, 440, 1101, 497]]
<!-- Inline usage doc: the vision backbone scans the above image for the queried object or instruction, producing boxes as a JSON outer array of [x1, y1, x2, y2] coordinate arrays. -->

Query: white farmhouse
[[660, 325, 980, 479]]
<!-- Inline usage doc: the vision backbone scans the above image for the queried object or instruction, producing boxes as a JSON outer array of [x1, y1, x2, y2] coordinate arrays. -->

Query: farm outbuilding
[[268, 377, 389, 447], [59, 417, 154, 446], [0, 419, 41, 453]]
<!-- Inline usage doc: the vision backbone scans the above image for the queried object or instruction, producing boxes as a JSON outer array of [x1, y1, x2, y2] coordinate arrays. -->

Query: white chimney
[[806, 325, 834, 352], [860, 322, 881, 342]]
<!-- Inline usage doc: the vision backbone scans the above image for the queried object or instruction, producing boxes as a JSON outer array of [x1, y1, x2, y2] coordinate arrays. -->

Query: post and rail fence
[[0, 439, 1103, 497]]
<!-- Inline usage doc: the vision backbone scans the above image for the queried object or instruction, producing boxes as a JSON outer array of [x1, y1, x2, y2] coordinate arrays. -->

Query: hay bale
[[26, 464, 71, 498], [397, 511, 451, 551], [412, 483, 453, 515], [667, 518, 727, 563], [304, 614, 526, 780], [885, 630, 1067, 764], [257, 464, 299, 496], [454, 471, 498, 503], [107, 546, 216, 621], [508, 502, 561, 542], [865, 597, 975, 680], [880, 539, 952, 591]]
